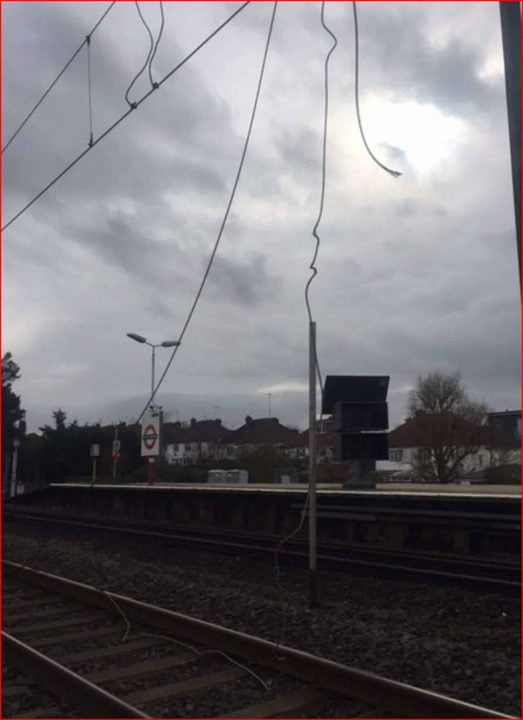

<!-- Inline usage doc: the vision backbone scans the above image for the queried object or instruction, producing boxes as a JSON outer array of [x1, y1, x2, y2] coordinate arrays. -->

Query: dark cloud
[[207, 253, 281, 306], [352, 3, 504, 120]]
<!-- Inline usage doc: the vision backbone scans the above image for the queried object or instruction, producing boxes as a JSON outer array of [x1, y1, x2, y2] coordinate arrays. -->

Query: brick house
[[219, 416, 301, 460]]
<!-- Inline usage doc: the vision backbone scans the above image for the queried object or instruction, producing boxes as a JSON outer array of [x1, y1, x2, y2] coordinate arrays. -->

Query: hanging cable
[[305, 0, 338, 406], [135, 2, 279, 425], [352, 1, 401, 178], [86, 36, 94, 147], [269, 1, 338, 632], [2, 1, 115, 155], [2, 1, 251, 232], [125, 1, 155, 107], [148, 1, 165, 88]]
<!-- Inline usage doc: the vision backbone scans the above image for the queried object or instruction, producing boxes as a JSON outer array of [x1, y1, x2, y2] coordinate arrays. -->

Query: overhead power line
[[2, 1, 251, 232], [135, 1, 279, 425], [2, 1, 116, 155]]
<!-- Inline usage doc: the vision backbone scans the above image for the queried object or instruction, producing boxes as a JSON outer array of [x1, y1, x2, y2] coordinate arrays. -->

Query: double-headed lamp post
[[126, 333, 180, 397], [127, 333, 180, 486]]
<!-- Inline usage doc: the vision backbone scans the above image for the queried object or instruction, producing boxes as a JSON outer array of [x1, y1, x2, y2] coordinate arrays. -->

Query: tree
[[2, 352, 25, 448], [407, 371, 488, 483], [52, 408, 67, 432]]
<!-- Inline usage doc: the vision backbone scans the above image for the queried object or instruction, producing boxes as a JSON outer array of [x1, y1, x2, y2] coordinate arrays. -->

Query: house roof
[[163, 419, 232, 444], [388, 412, 488, 449], [225, 416, 301, 445]]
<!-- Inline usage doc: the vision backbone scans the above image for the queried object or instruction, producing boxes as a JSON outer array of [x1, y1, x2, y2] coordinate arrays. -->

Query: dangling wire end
[[353, 1, 402, 180]]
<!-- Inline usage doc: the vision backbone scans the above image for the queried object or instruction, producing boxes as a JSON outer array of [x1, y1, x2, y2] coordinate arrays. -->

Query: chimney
[[245, 415, 253, 425], [190, 418, 197, 427]]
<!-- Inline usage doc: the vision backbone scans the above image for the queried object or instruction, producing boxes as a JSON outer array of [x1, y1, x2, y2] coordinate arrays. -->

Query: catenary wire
[[135, 2, 279, 425], [353, 1, 401, 178], [1, 2, 251, 232], [148, 2, 165, 87], [1, 1, 115, 154], [125, 2, 155, 106]]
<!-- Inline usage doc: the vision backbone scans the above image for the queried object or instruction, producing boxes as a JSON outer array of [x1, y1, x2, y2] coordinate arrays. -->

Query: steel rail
[[3, 561, 513, 719], [4, 508, 519, 592], [2, 631, 149, 718]]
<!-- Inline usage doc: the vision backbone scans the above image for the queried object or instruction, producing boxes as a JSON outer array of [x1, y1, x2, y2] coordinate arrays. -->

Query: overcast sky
[[3, 1, 520, 433]]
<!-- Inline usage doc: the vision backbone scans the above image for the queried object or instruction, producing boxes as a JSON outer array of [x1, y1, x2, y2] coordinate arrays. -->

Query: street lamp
[[127, 333, 180, 487], [126, 333, 180, 397]]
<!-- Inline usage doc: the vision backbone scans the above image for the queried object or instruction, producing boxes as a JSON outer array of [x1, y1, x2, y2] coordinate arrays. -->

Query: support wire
[[2, 2, 115, 154], [2, 2, 251, 232]]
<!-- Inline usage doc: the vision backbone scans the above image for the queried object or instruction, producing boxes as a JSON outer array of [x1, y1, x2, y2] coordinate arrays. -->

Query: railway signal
[[322, 375, 390, 463]]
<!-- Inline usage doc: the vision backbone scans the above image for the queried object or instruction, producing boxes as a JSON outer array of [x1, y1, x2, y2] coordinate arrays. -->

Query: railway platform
[[7, 482, 520, 560]]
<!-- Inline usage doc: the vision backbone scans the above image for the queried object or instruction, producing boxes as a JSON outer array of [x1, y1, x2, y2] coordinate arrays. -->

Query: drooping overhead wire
[[125, 1, 155, 106], [1, 1, 251, 232], [305, 1, 338, 404], [135, 2, 279, 425], [352, 1, 401, 178], [2, 1, 116, 154], [148, 2, 165, 87]]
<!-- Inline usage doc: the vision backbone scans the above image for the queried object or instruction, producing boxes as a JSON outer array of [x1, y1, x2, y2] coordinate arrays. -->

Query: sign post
[[112, 428, 120, 480], [90, 444, 100, 485], [10, 440, 20, 498], [141, 409, 161, 485]]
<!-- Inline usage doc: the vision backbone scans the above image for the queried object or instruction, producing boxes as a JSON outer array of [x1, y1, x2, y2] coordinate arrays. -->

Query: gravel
[[3, 523, 520, 716]]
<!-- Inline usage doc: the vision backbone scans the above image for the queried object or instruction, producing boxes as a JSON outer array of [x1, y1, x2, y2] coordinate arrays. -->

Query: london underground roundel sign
[[141, 410, 161, 457], [143, 425, 157, 450]]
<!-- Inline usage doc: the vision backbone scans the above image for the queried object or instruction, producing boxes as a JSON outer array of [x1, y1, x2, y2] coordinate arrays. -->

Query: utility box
[[208, 469, 248, 484], [225, 469, 248, 484]]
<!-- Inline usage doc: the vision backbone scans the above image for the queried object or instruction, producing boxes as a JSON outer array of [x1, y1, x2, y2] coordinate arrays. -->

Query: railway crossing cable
[[135, 2, 279, 425], [1, 1, 251, 232], [2, 2, 116, 155]]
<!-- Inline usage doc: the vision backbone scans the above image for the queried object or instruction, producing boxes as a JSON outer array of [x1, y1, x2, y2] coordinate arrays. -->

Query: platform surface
[[49, 481, 520, 498]]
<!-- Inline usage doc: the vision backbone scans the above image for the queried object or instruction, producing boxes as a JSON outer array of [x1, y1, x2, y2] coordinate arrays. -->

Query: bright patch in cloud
[[258, 381, 308, 395], [362, 99, 467, 174]]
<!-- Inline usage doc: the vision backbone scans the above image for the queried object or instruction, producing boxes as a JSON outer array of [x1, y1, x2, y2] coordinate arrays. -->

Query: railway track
[[2, 561, 513, 719], [4, 506, 520, 593]]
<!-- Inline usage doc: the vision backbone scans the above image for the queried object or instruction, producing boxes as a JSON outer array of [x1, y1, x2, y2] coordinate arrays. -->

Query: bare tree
[[407, 371, 489, 483]]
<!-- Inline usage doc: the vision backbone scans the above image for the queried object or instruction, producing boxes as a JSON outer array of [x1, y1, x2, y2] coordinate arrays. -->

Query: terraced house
[[163, 419, 232, 466]]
